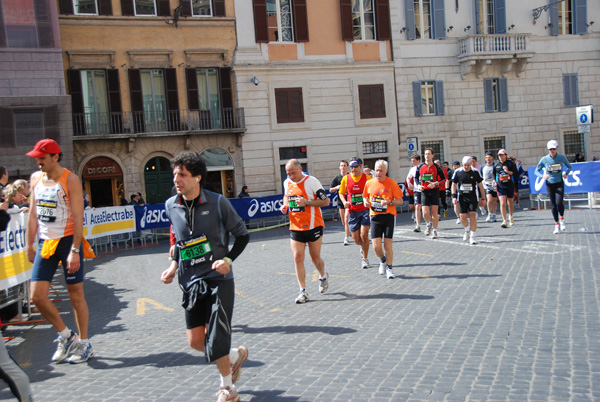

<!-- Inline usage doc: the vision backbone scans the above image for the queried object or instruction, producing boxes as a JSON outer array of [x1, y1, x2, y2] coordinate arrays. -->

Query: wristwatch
[[223, 257, 233, 266], [71, 247, 80, 253]]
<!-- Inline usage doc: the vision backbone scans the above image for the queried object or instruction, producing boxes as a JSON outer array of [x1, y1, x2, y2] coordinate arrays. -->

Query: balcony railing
[[73, 108, 245, 136], [457, 33, 534, 79]]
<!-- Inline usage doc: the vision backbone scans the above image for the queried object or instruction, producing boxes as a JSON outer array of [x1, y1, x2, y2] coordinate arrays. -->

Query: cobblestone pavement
[[2, 204, 599, 401]]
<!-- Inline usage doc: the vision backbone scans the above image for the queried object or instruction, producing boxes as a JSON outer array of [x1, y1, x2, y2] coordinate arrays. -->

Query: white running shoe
[[432, 230, 438, 239], [52, 330, 79, 363], [456, 218, 461, 225], [319, 272, 329, 293], [378, 261, 386, 275], [509, 216, 514, 226], [413, 224, 421, 233], [424, 225, 432, 236], [553, 225, 560, 235], [386, 268, 395, 279], [463, 231, 470, 242], [486, 214, 492, 223], [559, 220, 566, 231], [470, 235, 477, 245], [343, 236, 350, 246], [67, 342, 94, 364], [295, 289, 309, 304], [501, 220, 508, 228], [491, 214, 497, 223], [361, 258, 369, 269]]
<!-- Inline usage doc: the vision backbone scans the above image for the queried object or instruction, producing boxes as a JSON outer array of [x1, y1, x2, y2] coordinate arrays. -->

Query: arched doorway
[[81, 156, 124, 207], [201, 147, 235, 198], [144, 156, 173, 204]]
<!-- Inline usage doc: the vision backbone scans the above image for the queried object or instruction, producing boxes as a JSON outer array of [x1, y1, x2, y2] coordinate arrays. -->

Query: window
[[563, 130, 584, 162], [484, 78, 508, 113], [420, 140, 444, 164], [253, 0, 308, 43], [484, 136, 505, 157], [475, 0, 506, 34], [275, 88, 304, 123], [14, 109, 45, 146], [74, 0, 98, 14], [192, 0, 212, 16], [0, 0, 55, 48], [135, 0, 156, 15], [279, 146, 307, 160], [412, 81, 444, 116], [563, 73, 578, 108], [129, 68, 180, 133], [405, 0, 446, 40], [60, 0, 112, 15], [340, 0, 390, 41], [358, 85, 385, 119], [363, 141, 388, 154], [81, 70, 109, 134], [0, 106, 59, 148], [549, 0, 587, 36]]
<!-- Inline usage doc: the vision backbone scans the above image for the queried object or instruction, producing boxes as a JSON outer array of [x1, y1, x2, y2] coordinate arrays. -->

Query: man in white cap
[[534, 140, 572, 234], [452, 156, 486, 245]]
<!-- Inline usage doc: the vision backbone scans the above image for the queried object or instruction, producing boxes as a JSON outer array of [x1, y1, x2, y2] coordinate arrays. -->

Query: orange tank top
[[286, 176, 324, 231]]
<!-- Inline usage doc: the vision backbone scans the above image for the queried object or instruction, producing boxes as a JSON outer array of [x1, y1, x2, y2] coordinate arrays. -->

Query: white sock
[[464, 227, 470, 233], [229, 348, 239, 365], [220, 374, 233, 388], [59, 328, 71, 339], [80, 338, 88, 344]]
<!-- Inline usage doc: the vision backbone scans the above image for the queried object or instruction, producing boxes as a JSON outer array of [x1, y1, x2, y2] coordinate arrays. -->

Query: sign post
[[576, 105, 592, 134], [407, 137, 418, 157]]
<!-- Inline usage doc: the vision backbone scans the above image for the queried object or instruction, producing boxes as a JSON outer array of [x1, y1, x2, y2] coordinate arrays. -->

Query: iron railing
[[73, 107, 245, 136]]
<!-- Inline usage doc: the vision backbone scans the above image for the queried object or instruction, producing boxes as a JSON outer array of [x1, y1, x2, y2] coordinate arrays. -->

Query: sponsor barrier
[[0, 213, 31, 291], [527, 162, 600, 194], [133, 204, 171, 231], [83, 206, 137, 239]]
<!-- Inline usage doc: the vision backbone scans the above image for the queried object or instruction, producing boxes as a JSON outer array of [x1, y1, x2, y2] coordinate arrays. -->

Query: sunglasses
[[549, 148, 556, 150]]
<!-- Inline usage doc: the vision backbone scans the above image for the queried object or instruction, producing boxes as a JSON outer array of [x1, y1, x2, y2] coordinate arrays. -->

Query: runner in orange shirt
[[363, 160, 404, 279]]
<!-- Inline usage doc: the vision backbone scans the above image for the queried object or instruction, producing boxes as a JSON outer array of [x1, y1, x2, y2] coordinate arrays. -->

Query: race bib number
[[460, 183, 473, 193], [422, 173, 433, 183], [288, 196, 305, 213], [499, 173, 510, 182], [370, 196, 386, 213], [179, 235, 213, 268], [547, 164, 562, 173], [37, 199, 57, 222], [351, 194, 364, 206]]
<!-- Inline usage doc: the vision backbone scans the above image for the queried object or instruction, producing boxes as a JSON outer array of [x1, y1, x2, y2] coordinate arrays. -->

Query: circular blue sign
[[580, 114, 588, 124], [408, 143, 415, 151]]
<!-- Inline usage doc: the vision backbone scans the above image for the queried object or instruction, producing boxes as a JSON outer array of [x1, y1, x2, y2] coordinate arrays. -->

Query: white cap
[[462, 156, 473, 165], [547, 140, 558, 150]]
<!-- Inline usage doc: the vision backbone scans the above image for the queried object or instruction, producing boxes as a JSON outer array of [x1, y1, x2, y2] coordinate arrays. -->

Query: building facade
[[233, 0, 400, 196], [0, 0, 71, 178], [57, 0, 244, 206], [391, 0, 599, 177]]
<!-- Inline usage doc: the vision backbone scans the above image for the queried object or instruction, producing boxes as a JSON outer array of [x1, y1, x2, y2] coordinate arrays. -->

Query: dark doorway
[[144, 157, 173, 204], [89, 179, 113, 207]]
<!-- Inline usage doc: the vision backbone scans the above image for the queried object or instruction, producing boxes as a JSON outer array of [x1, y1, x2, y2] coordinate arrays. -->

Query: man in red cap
[[25, 139, 94, 364]]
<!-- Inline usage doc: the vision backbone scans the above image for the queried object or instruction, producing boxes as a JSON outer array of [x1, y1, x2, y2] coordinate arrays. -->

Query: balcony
[[457, 33, 535, 79], [72, 108, 245, 137]]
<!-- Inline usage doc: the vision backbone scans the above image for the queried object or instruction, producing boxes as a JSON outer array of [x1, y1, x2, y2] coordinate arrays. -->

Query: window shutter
[[213, 0, 226, 16], [165, 68, 180, 131], [44, 106, 60, 141], [431, 0, 446, 39], [549, 2, 558, 36], [290, 89, 304, 121], [564, 74, 579, 107], [340, 0, 354, 41], [563, 74, 571, 107], [493, 0, 506, 33], [573, 0, 587, 35], [434, 81, 444, 115], [252, 0, 269, 43], [98, 0, 113, 15], [375, 0, 391, 41], [372, 85, 385, 117], [275, 89, 289, 123], [181, 0, 191, 16], [571, 74, 579, 106], [0, 108, 15, 148], [359, 86, 370, 119], [121, 0, 134, 16], [157, 0, 171, 16], [128, 69, 145, 132], [219, 68, 233, 109], [475, 0, 481, 34], [404, 0, 416, 40], [107, 69, 123, 133], [34, 0, 54, 48], [293, 0, 309, 42], [59, 0, 74, 14], [412, 82, 422, 116], [67, 69, 86, 135], [185, 68, 199, 110], [0, 1, 7, 48], [498, 78, 508, 112], [484, 78, 494, 112]]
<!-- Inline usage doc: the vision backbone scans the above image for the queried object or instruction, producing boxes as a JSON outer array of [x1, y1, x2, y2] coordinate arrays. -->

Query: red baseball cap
[[26, 139, 62, 158]]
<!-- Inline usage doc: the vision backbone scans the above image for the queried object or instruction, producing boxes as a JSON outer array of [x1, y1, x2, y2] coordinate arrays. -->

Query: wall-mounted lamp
[[464, 25, 471, 32], [121, 63, 126, 67], [447, 26, 454, 32], [587, 21, 594, 27], [250, 77, 259, 86], [400, 27, 407, 33], [508, 24, 515, 30], [178, 62, 184, 66], [545, 23, 552, 29]]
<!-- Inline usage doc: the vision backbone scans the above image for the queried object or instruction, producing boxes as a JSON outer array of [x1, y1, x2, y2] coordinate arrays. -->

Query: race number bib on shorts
[[351, 194, 364, 206], [370, 196, 386, 213], [288, 196, 305, 213], [179, 235, 213, 268], [547, 164, 562, 173], [460, 183, 473, 193], [499, 173, 510, 182], [37, 199, 57, 222]]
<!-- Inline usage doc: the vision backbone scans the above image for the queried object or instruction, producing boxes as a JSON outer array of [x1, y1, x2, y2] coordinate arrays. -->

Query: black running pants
[[546, 181, 565, 222]]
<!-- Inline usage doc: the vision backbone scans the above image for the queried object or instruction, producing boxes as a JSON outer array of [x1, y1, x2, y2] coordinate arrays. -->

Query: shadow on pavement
[[86, 351, 210, 370], [323, 292, 435, 302], [398, 273, 501, 280], [233, 323, 356, 336], [240, 389, 302, 402]]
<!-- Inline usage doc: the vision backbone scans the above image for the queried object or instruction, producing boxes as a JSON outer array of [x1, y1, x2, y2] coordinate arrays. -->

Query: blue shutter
[[549, 2, 558, 36], [474, 0, 481, 34], [431, 0, 446, 39], [573, 0, 587, 35], [564, 74, 579, 107], [494, 0, 506, 33], [498, 78, 508, 112], [563, 74, 571, 107], [405, 0, 416, 40], [571, 75, 579, 106], [434, 81, 444, 115], [413, 81, 423, 116], [484, 79, 494, 113]]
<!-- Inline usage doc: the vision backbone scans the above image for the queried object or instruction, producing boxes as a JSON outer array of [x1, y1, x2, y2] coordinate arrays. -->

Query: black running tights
[[546, 181, 565, 223]]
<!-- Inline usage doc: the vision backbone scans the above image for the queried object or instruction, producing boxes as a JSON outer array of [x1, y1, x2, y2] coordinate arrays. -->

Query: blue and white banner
[[230, 193, 337, 220], [528, 161, 600, 194], [134, 204, 171, 230]]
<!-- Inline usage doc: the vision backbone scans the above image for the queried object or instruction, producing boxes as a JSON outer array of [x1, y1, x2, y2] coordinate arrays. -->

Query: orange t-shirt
[[363, 177, 403, 217]]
